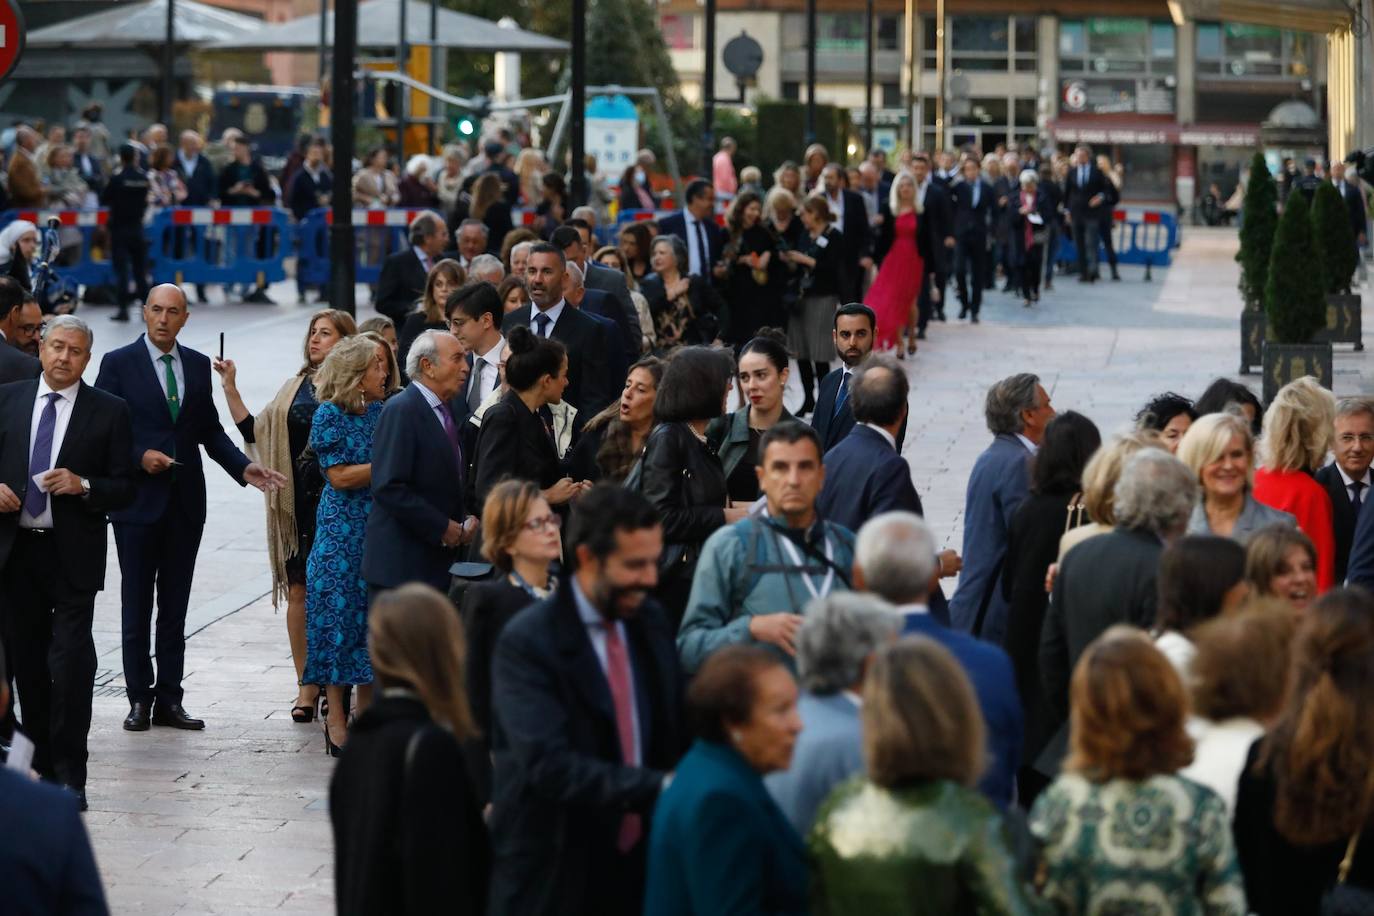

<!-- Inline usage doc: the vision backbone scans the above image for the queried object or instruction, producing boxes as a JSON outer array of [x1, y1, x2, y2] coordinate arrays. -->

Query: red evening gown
[[864, 209, 925, 350]]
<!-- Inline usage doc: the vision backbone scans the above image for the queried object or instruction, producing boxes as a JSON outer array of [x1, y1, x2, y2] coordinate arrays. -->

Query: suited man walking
[[173, 130, 216, 304], [0, 315, 135, 809], [1332, 162, 1369, 257], [950, 157, 995, 321], [811, 303, 875, 451], [819, 164, 874, 301], [362, 329, 477, 596], [95, 284, 285, 733], [0, 278, 40, 383], [948, 373, 1054, 645], [489, 485, 685, 916], [1066, 144, 1110, 283], [912, 154, 954, 328], [555, 223, 643, 353], [502, 244, 614, 416], [657, 179, 726, 279], [375, 211, 449, 325], [1319, 398, 1374, 583]]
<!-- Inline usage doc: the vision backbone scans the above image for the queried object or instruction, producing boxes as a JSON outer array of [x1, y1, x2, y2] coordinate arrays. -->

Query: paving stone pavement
[[50, 227, 1370, 914]]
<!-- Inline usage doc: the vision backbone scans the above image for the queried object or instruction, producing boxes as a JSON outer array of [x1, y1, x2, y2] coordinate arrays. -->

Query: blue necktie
[[535, 312, 551, 338], [24, 392, 60, 518], [972, 182, 980, 209], [832, 372, 851, 419]]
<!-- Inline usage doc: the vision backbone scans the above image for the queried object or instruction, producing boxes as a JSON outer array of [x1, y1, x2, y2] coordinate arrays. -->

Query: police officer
[[101, 144, 150, 322]]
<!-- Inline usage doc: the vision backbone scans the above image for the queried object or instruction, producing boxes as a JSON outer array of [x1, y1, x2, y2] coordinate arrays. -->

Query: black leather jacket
[[639, 421, 728, 566]]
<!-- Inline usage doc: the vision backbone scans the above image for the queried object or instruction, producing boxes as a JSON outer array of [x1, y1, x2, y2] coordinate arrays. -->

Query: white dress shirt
[[530, 300, 566, 337], [684, 211, 710, 276], [177, 152, 200, 176], [1016, 433, 1039, 455], [413, 245, 434, 275], [1336, 465, 1371, 506], [21, 376, 80, 529], [572, 579, 641, 764], [827, 192, 846, 231], [143, 335, 184, 403], [473, 336, 505, 403]]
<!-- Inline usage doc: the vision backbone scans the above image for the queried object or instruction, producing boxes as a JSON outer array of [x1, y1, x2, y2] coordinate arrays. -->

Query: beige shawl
[[253, 375, 308, 607]]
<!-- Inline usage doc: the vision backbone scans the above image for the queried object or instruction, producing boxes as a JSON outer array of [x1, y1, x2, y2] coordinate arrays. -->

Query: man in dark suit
[[657, 179, 726, 279], [446, 282, 506, 415], [71, 126, 105, 195], [812, 303, 874, 452], [287, 139, 333, 301], [852, 512, 1020, 807], [1319, 398, 1374, 583], [561, 220, 643, 350], [913, 153, 954, 329], [362, 329, 476, 596], [503, 244, 614, 416], [1332, 161, 1369, 258], [1065, 144, 1110, 283], [0, 648, 107, 908], [217, 136, 278, 304], [94, 284, 285, 733], [0, 278, 40, 383], [489, 485, 685, 916], [0, 315, 136, 808], [950, 157, 995, 321], [819, 164, 874, 301], [174, 130, 216, 304], [375, 210, 449, 325], [564, 263, 629, 391]]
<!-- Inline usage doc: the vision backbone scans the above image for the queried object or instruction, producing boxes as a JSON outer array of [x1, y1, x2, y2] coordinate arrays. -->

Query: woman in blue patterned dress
[[302, 335, 391, 756]]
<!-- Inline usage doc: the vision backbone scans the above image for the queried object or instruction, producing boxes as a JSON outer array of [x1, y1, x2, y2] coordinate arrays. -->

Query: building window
[[877, 16, 900, 52], [782, 81, 801, 102], [1196, 22, 1311, 78], [660, 14, 695, 51], [1059, 17, 1175, 76], [881, 82, 902, 108], [925, 15, 1036, 72], [816, 13, 866, 53]]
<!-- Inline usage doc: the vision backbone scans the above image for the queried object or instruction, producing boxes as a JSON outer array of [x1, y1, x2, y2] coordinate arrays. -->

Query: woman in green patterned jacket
[[1029, 626, 1247, 915]]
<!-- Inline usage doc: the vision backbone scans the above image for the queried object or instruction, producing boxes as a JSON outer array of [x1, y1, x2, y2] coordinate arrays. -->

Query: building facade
[[659, 0, 1329, 205]]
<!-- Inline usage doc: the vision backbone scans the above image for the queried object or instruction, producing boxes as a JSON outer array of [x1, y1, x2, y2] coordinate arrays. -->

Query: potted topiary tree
[[1262, 191, 1333, 403], [1237, 153, 1279, 373], [1311, 180, 1363, 350]]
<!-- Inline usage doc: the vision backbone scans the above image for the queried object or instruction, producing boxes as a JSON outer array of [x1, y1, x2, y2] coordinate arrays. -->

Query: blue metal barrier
[[1055, 208, 1179, 270], [147, 207, 293, 286], [0, 208, 120, 288]]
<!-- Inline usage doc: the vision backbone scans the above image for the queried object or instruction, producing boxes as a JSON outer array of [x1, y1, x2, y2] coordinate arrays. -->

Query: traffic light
[[454, 95, 493, 140]]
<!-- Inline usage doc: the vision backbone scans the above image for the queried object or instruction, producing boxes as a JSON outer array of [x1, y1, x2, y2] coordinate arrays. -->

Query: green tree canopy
[[1237, 151, 1278, 310]]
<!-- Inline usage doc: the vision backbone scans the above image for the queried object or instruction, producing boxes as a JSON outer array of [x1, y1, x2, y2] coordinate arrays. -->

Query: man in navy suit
[[913, 154, 955, 328], [820, 164, 874, 301], [489, 485, 685, 916], [853, 511, 1022, 808], [950, 156, 995, 320], [1332, 161, 1369, 262], [376, 211, 449, 325], [811, 303, 873, 451], [94, 284, 286, 733], [564, 263, 628, 390], [287, 139, 333, 301], [818, 354, 953, 622], [554, 224, 642, 354], [1326, 398, 1374, 585], [0, 648, 108, 911], [948, 373, 1054, 645], [362, 329, 477, 596], [657, 179, 726, 279], [1065, 144, 1110, 283]]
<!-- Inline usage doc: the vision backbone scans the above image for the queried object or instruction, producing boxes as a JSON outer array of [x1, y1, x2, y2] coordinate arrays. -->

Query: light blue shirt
[[530, 299, 566, 337], [571, 579, 641, 764], [143, 334, 184, 404]]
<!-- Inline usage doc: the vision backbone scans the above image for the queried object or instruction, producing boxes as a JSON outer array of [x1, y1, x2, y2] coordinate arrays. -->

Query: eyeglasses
[[523, 514, 562, 533]]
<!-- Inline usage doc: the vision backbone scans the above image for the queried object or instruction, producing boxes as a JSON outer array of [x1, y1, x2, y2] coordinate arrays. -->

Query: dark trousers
[[954, 235, 987, 313], [1044, 227, 1060, 286], [1, 530, 98, 789], [1073, 218, 1100, 279], [111, 228, 149, 310], [1098, 215, 1118, 271], [1019, 243, 1044, 300], [114, 502, 204, 707]]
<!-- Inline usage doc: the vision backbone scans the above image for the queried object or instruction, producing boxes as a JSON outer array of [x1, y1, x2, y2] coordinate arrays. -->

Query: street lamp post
[[569, 0, 587, 207], [330, 0, 357, 315], [805, 0, 816, 144], [161, 0, 175, 127], [702, 0, 716, 175], [864, 0, 874, 154]]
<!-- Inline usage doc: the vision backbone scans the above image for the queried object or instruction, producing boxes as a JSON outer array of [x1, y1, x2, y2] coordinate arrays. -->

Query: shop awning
[[1166, 0, 1353, 32], [1051, 119, 1261, 147], [26, 0, 264, 48]]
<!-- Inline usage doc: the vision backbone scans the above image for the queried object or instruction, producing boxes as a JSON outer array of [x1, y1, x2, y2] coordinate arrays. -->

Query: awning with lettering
[[1050, 120, 1261, 147]]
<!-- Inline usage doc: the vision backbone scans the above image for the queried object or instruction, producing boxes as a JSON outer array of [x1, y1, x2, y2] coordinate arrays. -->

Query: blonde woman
[[302, 335, 391, 755], [1179, 413, 1294, 543], [1253, 377, 1337, 591], [214, 309, 356, 722], [865, 170, 930, 357]]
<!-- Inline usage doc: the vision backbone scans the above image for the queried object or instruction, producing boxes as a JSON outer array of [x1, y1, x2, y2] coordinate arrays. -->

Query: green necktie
[[161, 353, 180, 422]]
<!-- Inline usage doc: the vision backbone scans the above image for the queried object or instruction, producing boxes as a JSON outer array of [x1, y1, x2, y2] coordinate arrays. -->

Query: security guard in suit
[[100, 144, 150, 323]]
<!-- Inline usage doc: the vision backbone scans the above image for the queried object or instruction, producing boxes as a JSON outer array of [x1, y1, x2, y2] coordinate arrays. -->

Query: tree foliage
[[1236, 152, 1278, 310], [1311, 180, 1359, 295], [1265, 192, 1327, 344]]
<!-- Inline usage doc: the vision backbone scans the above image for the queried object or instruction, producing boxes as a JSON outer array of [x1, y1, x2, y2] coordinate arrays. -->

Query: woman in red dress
[[865, 171, 933, 357]]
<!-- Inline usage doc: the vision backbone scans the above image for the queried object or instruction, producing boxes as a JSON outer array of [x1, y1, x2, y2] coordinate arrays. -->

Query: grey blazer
[[1187, 493, 1295, 544]]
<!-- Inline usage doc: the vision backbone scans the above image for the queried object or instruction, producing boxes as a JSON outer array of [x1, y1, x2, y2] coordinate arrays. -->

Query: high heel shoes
[[324, 720, 344, 758], [291, 692, 320, 724]]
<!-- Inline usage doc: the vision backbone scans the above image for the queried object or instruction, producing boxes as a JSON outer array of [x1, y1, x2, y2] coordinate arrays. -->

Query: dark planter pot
[[1262, 341, 1334, 404], [1313, 293, 1364, 350], [1240, 309, 1265, 374]]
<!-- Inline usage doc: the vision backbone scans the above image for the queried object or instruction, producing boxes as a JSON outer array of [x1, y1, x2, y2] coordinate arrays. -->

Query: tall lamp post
[[864, 0, 874, 153], [804, 0, 816, 144], [161, 0, 175, 126], [702, 0, 717, 174], [329, 0, 358, 315], [569, 0, 587, 207]]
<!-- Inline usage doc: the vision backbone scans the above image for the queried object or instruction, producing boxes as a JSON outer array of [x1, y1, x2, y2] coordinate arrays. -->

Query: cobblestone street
[[65, 227, 1371, 913]]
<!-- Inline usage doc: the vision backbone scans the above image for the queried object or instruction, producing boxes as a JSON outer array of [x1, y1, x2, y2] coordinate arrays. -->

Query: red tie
[[604, 622, 642, 852]]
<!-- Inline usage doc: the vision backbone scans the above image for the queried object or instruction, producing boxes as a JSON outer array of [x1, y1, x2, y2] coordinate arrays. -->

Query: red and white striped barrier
[[168, 207, 279, 226], [14, 209, 107, 227]]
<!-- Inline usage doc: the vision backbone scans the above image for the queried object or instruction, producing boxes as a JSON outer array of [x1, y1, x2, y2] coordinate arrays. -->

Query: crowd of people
[[6, 114, 1374, 915]]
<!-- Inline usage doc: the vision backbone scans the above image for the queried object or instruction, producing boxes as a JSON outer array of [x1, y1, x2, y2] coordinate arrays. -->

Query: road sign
[[0, 0, 24, 82]]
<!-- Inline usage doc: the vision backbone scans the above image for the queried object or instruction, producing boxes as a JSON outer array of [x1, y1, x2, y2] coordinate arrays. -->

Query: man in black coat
[[0, 278, 40, 383], [217, 136, 277, 304], [1332, 161, 1369, 258], [820, 163, 874, 301], [173, 130, 216, 304], [561, 220, 643, 350], [812, 303, 874, 452], [913, 153, 955, 329], [564, 263, 629, 393], [375, 211, 449, 325], [950, 157, 995, 320], [1318, 398, 1374, 584], [489, 485, 685, 916], [1065, 144, 1110, 283], [502, 244, 614, 416], [657, 179, 726, 278], [0, 315, 136, 807], [101, 144, 151, 322]]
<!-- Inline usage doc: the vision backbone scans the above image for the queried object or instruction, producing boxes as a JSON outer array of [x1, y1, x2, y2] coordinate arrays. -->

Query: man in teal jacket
[[678, 421, 856, 673]]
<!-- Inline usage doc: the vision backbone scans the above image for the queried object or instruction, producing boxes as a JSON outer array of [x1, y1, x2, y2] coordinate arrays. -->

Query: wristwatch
[[80, 477, 91, 496]]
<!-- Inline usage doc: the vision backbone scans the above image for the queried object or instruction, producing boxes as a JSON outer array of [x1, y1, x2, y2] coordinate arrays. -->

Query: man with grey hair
[[1318, 397, 1374, 582], [562, 258, 629, 381], [948, 373, 1054, 644], [1038, 448, 1195, 775], [763, 592, 897, 834], [468, 253, 505, 285], [376, 210, 449, 325], [853, 511, 1022, 807], [509, 240, 536, 279], [0, 312, 136, 809], [569, 205, 598, 229], [452, 218, 490, 270]]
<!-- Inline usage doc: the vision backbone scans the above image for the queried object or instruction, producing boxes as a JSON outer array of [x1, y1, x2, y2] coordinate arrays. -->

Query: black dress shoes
[[123, 702, 151, 731], [152, 703, 205, 730]]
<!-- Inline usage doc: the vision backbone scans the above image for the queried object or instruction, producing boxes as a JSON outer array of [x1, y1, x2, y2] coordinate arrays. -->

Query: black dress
[[330, 694, 489, 916], [725, 224, 785, 344], [640, 274, 728, 350], [473, 390, 563, 508]]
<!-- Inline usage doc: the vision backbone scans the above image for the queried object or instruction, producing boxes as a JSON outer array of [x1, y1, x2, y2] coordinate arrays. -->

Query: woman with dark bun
[[707, 329, 795, 505], [472, 325, 586, 512]]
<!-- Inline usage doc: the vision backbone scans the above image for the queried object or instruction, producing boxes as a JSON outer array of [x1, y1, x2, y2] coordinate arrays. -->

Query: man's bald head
[[143, 284, 190, 352], [147, 283, 188, 309]]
